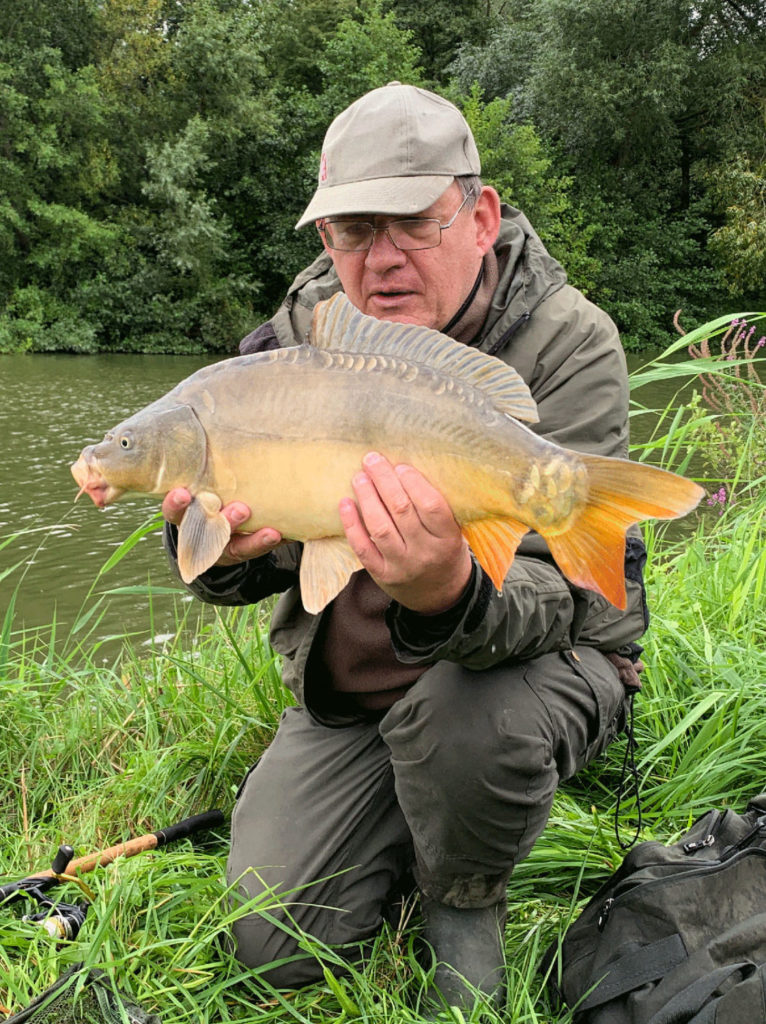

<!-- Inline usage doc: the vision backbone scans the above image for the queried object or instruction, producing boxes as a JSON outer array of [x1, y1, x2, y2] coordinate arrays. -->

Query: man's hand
[[162, 488, 282, 566], [338, 453, 472, 614]]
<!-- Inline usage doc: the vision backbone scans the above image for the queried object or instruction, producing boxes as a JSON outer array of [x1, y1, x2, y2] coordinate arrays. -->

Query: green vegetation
[[1, 315, 765, 1020], [1, 0, 764, 354]]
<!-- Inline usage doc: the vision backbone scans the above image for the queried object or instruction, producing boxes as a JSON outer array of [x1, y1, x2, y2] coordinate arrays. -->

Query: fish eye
[[120, 436, 132, 449]]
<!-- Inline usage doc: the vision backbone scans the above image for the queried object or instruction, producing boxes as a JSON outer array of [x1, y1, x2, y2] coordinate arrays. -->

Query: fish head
[[71, 404, 207, 507]]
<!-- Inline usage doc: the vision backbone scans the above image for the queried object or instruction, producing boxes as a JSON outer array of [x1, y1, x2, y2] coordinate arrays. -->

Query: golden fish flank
[[71, 292, 704, 614]]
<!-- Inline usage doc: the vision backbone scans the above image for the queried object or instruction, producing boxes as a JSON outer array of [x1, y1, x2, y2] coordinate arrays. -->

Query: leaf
[[637, 691, 724, 770], [322, 967, 359, 1015], [70, 596, 106, 635], [97, 514, 164, 576]]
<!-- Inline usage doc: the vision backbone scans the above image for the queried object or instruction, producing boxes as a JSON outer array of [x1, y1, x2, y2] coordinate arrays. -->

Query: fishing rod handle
[[152, 809, 225, 847], [2, 809, 226, 886], [65, 808, 226, 873]]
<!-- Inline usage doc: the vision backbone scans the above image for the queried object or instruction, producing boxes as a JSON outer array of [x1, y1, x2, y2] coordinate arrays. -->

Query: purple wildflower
[[706, 486, 727, 516]]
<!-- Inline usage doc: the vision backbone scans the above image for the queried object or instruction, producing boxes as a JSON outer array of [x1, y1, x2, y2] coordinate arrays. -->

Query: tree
[[250, 0, 427, 306], [0, 33, 119, 351], [458, 87, 601, 295], [450, 0, 766, 344], [383, 0, 489, 83], [709, 152, 766, 298]]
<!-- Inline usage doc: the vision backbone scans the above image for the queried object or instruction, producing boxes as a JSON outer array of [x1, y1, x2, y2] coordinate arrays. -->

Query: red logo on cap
[[319, 152, 328, 183]]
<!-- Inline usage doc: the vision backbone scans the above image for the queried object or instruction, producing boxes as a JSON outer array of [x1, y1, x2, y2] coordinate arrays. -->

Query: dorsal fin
[[310, 292, 539, 424]]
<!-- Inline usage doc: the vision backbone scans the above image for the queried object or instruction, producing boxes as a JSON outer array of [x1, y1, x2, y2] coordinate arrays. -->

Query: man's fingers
[[352, 463, 408, 553], [222, 526, 282, 563], [362, 453, 418, 515], [339, 495, 386, 575], [221, 501, 251, 530], [218, 504, 281, 563], [162, 487, 192, 525], [393, 463, 458, 536], [357, 452, 427, 544], [163, 491, 250, 530], [360, 453, 456, 539], [163, 491, 281, 564]]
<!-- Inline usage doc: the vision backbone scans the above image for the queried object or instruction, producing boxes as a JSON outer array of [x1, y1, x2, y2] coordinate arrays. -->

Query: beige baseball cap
[[295, 82, 481, 229]]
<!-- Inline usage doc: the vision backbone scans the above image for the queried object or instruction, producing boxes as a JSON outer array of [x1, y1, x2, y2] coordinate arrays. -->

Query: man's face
[[319, 183, 501, 332]]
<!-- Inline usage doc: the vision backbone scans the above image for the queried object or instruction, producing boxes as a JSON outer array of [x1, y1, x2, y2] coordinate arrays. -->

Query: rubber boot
[[421, 898, 507, 1014]]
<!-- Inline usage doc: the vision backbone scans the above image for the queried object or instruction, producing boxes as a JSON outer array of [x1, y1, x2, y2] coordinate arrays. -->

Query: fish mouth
[[71, 452, 124, 508]]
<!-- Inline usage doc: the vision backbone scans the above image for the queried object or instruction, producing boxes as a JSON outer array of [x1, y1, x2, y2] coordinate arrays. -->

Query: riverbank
[[3, 316, 765, 1021]]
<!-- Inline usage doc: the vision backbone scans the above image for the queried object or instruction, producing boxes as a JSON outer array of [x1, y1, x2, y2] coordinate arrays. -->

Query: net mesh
[[4, 968, 160, 1024]]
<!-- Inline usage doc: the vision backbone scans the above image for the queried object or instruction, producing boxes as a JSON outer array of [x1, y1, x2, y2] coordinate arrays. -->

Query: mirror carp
[[72, 293, 704, 613]]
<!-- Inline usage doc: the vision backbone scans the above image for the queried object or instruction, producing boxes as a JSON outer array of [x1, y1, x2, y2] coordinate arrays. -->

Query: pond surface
[[0, 349, 698, 648], [0, 352, 219, 648]]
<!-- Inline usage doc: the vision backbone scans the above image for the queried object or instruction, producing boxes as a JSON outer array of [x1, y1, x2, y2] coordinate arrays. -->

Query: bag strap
[[644, 961, 755, 1024], [579, 934, 688, 1011], [747, 793, 766, 816]]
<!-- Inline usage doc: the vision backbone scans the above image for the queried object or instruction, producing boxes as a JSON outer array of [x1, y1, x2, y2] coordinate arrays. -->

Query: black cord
[[615, 692, 643, 850]]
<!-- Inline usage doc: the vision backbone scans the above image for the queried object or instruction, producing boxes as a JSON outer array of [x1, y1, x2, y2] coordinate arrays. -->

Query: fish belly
[[207, 431, 581, 544], [207, 438, 498, 540]]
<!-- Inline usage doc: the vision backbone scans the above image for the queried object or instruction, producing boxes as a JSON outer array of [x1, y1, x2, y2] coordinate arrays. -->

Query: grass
[[2, 314, 766, 1022]]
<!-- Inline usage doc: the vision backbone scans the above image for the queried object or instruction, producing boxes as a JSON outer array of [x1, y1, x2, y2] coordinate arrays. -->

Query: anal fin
[[461, 517, 529, 591], [300, 537, 363, 614], [177, 490, 231, 584]]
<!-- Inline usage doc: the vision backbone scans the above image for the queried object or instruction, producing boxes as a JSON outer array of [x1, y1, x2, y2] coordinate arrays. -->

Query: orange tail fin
[[545, 457, 704, 609]]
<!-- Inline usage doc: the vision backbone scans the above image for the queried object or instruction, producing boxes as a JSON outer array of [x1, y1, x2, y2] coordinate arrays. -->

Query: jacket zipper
[[485, 312, 530, 357]]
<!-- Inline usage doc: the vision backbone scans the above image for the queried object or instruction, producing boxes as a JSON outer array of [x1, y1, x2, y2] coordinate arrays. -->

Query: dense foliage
[[1, 0, 764, 353]]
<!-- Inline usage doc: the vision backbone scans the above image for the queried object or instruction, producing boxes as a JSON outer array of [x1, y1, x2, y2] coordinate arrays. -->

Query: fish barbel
[[71, 293, 703, 612]]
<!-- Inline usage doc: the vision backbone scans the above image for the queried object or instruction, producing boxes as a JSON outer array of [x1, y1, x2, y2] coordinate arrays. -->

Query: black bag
[[544, 792, 766, 1023], [4, 965, 161, 1024]]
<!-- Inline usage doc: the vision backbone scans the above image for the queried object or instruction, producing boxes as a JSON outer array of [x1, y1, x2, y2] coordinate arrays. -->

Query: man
[[162, 83, 647, 1010]]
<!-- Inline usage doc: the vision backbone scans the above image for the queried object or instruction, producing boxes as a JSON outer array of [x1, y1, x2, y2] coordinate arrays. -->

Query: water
[[0, 349, 698, 646], [0, 352, 219, 645]]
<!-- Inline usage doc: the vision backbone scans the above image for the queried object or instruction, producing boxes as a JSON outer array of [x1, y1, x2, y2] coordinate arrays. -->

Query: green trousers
[[227, 645, 628, 985]]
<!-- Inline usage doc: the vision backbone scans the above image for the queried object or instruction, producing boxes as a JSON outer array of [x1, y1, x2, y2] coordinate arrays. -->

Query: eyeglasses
[[319, 191, 475, 252]]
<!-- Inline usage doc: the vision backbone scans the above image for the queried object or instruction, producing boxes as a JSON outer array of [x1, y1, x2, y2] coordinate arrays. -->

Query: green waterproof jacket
[[164, 205, 648, 704]]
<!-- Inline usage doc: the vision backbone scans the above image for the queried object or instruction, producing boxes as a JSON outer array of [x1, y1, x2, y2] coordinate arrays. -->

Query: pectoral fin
[[177, 490, 231, 584], [300, 537, 363, 614], [461, 517, 530, 591]]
